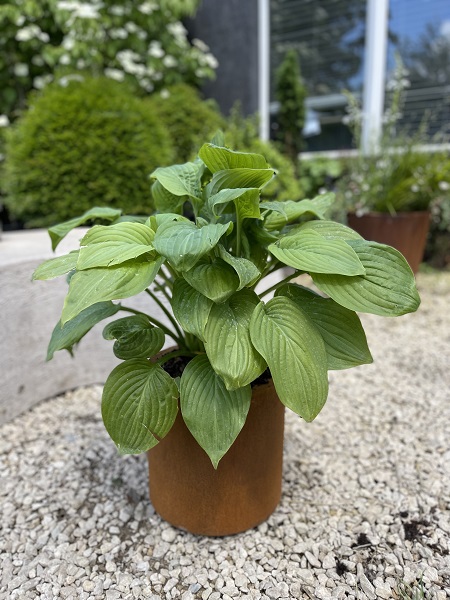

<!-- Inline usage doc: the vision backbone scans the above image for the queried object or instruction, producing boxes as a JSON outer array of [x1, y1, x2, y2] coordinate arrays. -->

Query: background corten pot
[[147, 378, 285, 536], [347, 211, 430, 274]]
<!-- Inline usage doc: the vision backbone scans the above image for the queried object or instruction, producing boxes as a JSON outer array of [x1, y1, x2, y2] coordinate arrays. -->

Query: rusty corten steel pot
[[347, 211, 430, 274], [147, 377, 285, 536]]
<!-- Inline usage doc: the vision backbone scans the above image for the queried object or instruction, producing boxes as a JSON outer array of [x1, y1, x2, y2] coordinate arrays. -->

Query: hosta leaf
[[153, 220, 230, 271], [210, 130, 225, 146], [61, 256, 163, 324], [47, 301, 120, 360], [217, 246, 260, 289], [309, 192, 335, 214], [151, 162, 202, 201], [113, 215, 148, 224], [275, 284, 373, 370], [269, 229, 366, 275], [33, 251, 79, 280], [171, 278, 213, 341], [152, 179, 185, 214], [249, 296, 329, 422], [204, 289, 266, 389], [180, 354, 251, 468], [103, 315, 165, 360], [295, 219, 363, 240], [49, 207, 122, 250], [264, 196, 331, 231], [260, 201, 288, 217], [148, 213, 188, 232], [311, 241, 421, 316], [183, 259, 239, 303], [207, 168, 275, 195], [102, 360, 179, 454], [77, 222, 155, 270], [207, 187, 261, 220], [199, 143, 268, 172]]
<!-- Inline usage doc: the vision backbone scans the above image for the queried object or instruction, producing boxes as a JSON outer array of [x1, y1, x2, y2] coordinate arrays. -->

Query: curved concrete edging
[[0, 228, 172, 425]]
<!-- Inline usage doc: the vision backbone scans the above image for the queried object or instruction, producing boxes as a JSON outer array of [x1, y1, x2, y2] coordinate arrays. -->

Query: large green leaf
[[103, 315, 165, 359], [295, 219, 363, 240], [217, 246, 260, 289], [183, 259, 239, 303], [207, 168, 275, 195], [33, 251, 79, 280], [311, 240, 421, 316], [153, 220, 230, 271], [77, 222, 155, 270], [207, 187, 261, 220], [264, 196, 332, 231], [102, 360, 179, 454], [204, 289, 266, 389], [171, 278, 213, 341], [148, 213, 188, 232], [275, 284, 373, 370], [47, 301, 120, 360], [199, 143, 268, 172], [269, 229, 366, 275], [249, 297, 329, 421], [48, 207, 122, 250], [152, 179, 185, 214], [180, 354, 251, 468], [61, 256, 163, 324], [151, 162, 202, 201]]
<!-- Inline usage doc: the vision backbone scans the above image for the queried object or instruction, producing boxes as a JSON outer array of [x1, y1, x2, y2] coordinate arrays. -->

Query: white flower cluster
[[116, 49, 148, 78], [57, 1, 102, 20], [16, 25, 50, 43], [138, 2, 158, 15], [0, 115, 10, 128]]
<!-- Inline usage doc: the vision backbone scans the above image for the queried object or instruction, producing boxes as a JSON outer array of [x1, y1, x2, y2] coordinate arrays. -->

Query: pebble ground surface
[[1, 272, 449, 600]]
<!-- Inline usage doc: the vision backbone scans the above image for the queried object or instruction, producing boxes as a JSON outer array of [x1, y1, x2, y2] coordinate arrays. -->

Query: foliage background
[[0, 0, 216, 121]]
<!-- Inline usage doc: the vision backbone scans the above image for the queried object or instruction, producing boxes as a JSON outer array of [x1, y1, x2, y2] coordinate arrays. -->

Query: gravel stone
[[0, 274, 448, 600]]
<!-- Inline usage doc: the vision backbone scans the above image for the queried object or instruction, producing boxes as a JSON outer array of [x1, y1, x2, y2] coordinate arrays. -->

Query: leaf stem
[[119, 305, 184, 347], [258, 271, 299, 298], [145, 289, 184, 340]]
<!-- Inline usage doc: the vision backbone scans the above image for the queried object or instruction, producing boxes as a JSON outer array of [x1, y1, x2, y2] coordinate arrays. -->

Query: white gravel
[[1, 273, 449, 600]]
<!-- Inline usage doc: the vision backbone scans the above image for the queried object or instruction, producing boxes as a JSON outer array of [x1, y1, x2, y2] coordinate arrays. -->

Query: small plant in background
[[0, 0, 216, 121], [2, 77, 173, 227], [275, 49, 307, 167], [338, 58, 450, 216], [298, 157, 343, 199], [33, 138, 420, 467]]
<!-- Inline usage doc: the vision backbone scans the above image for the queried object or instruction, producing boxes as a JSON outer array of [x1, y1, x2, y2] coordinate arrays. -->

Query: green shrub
[[3, 77, 173, 227], [225, 105, 302, 201], [298, 157, 343, 198], [146, 84, 225, 163]]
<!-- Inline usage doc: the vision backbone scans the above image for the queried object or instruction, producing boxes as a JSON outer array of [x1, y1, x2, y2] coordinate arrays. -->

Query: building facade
[[192, 0, 450, 153]]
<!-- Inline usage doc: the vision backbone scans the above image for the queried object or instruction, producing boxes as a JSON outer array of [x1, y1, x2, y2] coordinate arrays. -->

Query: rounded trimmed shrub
[[146, 84, 225, 163], [3, 77, 173, 227]]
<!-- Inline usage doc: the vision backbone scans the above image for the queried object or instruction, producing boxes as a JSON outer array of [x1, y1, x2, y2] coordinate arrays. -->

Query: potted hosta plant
[[34, 136, 420, 536]]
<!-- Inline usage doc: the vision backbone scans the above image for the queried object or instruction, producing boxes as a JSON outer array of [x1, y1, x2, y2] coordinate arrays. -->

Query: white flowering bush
[[0, 0, 217, 119]]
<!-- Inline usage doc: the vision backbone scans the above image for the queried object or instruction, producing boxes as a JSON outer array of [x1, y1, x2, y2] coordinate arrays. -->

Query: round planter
[[347, 211, 430, 274], [147, 378, 285, 536]]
